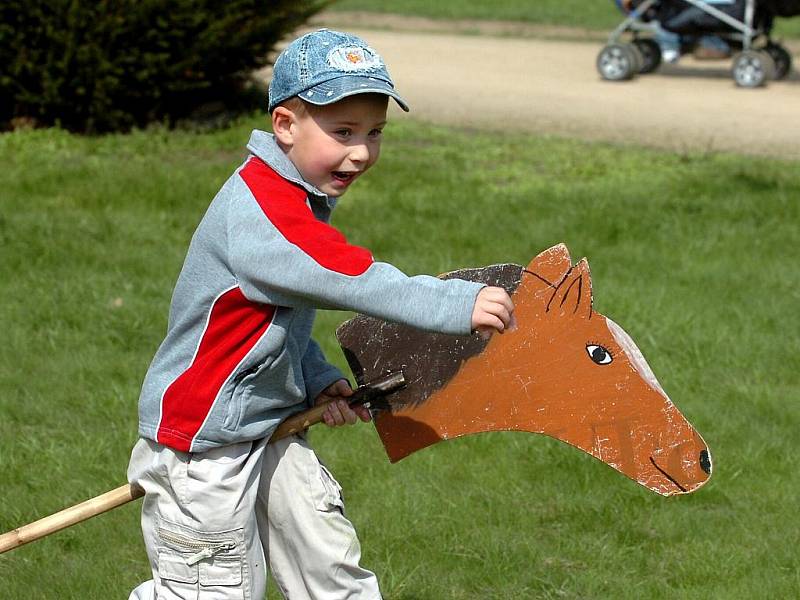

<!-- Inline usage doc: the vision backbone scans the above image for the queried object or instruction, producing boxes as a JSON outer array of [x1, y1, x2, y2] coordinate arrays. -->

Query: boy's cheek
[[365, 153, 380, 171]]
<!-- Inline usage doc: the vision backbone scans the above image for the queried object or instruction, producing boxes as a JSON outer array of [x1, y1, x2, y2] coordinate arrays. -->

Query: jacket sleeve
[[301, 339, 346, 404], [227, 178, 484, 336]]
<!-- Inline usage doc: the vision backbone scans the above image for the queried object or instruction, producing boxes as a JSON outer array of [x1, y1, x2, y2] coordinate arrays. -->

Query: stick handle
[[0, 371, 405, 555], [272, 371, 406, 439], [0, 484, 144, 554]]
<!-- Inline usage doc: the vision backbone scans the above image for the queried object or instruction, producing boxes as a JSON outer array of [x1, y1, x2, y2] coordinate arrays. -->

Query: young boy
[[127, 29, 514, 600]]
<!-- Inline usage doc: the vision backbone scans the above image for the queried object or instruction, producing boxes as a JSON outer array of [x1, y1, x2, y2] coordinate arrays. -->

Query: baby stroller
[[597, 0, 799, 86]]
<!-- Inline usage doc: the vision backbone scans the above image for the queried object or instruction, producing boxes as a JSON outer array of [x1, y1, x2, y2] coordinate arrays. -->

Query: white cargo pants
[[127, 434, 381, 600]]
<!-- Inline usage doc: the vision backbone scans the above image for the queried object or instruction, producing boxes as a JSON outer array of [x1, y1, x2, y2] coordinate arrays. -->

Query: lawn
[[0, 116, 798, 598], [330, 0, 800, 39], [331, 0, 619, 29]]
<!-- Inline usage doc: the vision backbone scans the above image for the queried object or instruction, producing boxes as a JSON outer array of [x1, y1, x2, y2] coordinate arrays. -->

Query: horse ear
[[547, 258, 593, 317], [526, 243, 572, 285]]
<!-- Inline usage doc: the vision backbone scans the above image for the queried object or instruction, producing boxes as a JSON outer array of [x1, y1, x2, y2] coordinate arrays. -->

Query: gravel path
[[263, 14, 800, 159]]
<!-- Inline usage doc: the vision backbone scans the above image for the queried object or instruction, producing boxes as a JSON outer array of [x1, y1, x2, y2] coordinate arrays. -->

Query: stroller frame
[[609, 0, 759, 50], [598, 0, 793, 86]]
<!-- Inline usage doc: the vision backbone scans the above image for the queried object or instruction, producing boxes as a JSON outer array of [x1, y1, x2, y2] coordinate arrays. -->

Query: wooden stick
[[0, 371, 405, 555], [0, 484, 142, 554], [272, 370, 405, 438]]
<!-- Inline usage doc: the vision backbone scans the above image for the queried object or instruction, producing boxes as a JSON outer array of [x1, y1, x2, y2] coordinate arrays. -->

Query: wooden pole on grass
[[0, 484, 143, 554], [0, 371, 405, 555]]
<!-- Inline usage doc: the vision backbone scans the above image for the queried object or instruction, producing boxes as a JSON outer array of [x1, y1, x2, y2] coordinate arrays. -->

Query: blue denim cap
[[268, 29, 409, 113]]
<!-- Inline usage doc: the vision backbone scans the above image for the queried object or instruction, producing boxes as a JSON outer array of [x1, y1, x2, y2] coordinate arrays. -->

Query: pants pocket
[[313, 462, 345, 514], [200, 555, 243, 587], [158, 548, 198, 585], [156, 518, 246, 599]]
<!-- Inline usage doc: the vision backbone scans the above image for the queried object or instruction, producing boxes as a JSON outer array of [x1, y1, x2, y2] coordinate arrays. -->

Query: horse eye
[[586, 344, 613, 365]]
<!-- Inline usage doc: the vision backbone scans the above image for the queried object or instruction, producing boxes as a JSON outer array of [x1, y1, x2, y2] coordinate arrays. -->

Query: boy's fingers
[[489, 290, 515, 315], [334, 380, 354, 397], [323, 379, 352, 398], [353, 405, 372, 422], [472, 287, 514, 334], [327, 400, 358, 426], [322, 395, 370, 427], [341, 400, 358, 423], [484, 286, 514, 306], [489, 303, 512, 326], [324, 401, 344, 426], [480, 289, 515, 321], [475, 313, 505, 334]]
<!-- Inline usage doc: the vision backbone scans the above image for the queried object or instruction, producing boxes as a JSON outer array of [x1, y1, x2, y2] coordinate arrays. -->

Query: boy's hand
[[315, 379, 372, 427], [472, 286, 516, 338]]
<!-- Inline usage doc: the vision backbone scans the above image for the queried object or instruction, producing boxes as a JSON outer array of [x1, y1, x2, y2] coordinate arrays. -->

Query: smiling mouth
[[332, 171, 358, 184]]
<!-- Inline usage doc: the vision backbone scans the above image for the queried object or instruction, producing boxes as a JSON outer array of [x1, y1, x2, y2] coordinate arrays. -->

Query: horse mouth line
[[649, 456, 688, 493]]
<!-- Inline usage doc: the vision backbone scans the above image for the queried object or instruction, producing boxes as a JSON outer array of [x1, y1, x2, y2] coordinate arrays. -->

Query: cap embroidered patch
[[327, 46, 383, 72]]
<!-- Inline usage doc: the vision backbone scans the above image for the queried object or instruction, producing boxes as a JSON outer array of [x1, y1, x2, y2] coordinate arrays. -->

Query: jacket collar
[[246, 130, 336, 209]]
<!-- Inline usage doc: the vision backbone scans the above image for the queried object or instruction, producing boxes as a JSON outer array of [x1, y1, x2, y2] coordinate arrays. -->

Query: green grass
[[331, 0, 618, 30], [330, 0, 800, 39], [1, 116, 799, 598]]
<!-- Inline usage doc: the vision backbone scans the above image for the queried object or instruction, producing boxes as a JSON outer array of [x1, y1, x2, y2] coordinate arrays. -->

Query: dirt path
[[281, 14, 800, 159]]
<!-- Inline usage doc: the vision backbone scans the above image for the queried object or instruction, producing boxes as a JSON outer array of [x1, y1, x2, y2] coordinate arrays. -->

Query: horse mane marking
[[521, 268, 556, 288], [561, 274, 583, 313]]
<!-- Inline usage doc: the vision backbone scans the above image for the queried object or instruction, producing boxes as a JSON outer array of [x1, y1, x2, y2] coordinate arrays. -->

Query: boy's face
[[273, 94, 388, 197]]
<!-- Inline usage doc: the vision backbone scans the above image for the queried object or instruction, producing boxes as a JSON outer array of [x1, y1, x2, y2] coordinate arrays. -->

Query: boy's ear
[[271, 106, 295, 147]]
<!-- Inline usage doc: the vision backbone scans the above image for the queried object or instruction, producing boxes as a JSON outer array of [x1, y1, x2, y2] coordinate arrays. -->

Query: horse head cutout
[[336, 244, 712, 496]]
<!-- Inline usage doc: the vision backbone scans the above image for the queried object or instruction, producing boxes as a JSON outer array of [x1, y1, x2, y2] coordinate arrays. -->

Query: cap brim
[[299, 75, 410, 112]]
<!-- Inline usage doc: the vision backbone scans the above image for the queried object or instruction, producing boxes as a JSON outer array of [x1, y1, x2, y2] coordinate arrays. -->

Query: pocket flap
[[200, 557, 243, 586], [315, 463, 345, 512], [158, 549, 199, 584]]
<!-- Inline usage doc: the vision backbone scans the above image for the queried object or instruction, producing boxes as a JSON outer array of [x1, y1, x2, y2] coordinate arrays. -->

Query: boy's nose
[[348, 143, 371, 164]]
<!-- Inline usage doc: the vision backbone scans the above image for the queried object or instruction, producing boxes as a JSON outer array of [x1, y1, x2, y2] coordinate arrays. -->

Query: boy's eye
[[369, 128, 383, 138], [334, 129, 351, 137]]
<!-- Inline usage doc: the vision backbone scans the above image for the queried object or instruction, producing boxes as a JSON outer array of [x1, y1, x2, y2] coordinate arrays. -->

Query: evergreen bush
[[0, 0, 329, 133]]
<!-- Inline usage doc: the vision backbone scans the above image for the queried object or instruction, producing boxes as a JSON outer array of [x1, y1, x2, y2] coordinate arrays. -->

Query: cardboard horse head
[[337, 244, 712, 496]]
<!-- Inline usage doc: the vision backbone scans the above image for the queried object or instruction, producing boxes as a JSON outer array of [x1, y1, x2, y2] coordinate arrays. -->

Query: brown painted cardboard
[[337, 244, 712, 496]]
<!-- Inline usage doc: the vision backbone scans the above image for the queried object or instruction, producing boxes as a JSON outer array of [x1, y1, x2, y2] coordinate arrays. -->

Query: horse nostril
[[699, 449, 712, 475]]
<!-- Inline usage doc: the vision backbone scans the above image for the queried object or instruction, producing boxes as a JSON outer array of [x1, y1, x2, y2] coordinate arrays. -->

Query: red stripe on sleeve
[[157, 287, 276, 451], [239, 157, 374, 277]]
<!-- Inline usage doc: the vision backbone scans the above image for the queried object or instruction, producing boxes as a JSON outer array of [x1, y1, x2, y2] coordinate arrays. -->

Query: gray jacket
[[138, 130, 484, 452]]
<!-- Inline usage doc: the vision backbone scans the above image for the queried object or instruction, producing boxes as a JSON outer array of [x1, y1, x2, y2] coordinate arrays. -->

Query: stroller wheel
[[731, 50, 775, 88], [628, 44, 645, 74], [764, 43, 792, 80], [597, 43, 638, 81], [633, 39, 662, 74]]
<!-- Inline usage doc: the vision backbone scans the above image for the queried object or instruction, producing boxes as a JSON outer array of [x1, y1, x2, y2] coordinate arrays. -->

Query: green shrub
[[0, 0, 329, 133]]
